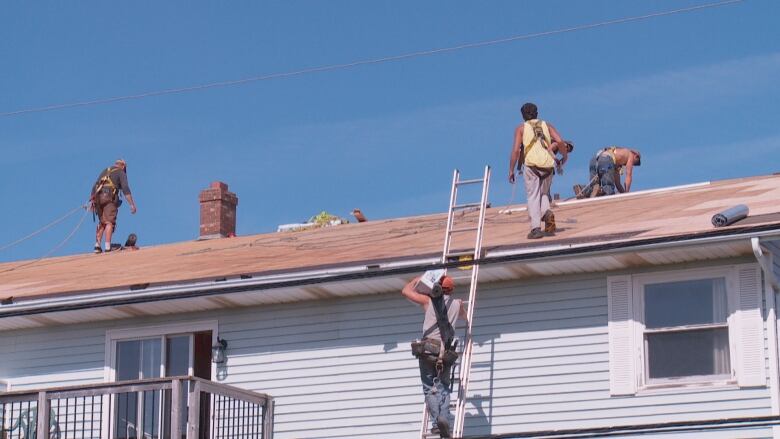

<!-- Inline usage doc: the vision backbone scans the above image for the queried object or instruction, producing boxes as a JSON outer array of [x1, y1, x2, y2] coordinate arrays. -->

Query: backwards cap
[[441, 275, 455, 292]]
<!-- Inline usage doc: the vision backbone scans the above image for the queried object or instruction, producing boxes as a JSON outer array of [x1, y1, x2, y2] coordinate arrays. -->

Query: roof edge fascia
[[3, 225, 780, 319]]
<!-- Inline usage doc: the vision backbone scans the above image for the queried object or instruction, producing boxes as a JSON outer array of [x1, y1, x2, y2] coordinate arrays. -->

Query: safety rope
[[0, 203, 89, 253], [0, 207, 90, 274], [498, 180, 519, 215]]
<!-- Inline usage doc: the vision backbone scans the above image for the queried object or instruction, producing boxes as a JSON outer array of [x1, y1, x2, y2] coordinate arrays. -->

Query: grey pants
[[523, 166, 553, 230]]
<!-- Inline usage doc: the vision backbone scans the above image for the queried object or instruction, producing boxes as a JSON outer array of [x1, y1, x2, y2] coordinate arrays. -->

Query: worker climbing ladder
[[419, 165, 491, 438]]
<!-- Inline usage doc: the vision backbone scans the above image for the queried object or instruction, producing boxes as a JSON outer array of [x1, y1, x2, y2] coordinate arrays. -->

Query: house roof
[[1, 173, 779, 307]]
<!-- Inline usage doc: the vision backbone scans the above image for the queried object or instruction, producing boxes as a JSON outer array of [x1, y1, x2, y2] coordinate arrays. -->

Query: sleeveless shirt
[[522, 119, 555, 168], [422, 296, 462, 344]]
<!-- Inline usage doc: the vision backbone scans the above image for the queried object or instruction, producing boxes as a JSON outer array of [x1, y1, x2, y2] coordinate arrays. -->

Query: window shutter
[[735, 264, 766, 387], [608, 275, 636, 395]]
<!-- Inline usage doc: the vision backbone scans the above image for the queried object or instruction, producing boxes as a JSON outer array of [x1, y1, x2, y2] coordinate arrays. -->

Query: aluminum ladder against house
[[419, 165, 491, 439]]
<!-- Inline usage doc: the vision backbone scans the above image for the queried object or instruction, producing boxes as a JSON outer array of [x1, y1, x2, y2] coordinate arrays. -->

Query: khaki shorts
[[97, 200, 118, 226]]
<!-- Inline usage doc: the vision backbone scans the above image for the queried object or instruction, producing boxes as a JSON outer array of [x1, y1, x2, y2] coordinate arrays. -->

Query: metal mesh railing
[[1, 397, 41, 439], [208, 393, 265, 439], [0, 377, 273, 439]]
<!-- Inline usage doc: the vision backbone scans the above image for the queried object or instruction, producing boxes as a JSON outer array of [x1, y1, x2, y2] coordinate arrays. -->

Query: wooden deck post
[[171, 379, 182, 439], [263, 397, 274, 439], [186, 380, 201, 439], [36, 391, 48, 439]]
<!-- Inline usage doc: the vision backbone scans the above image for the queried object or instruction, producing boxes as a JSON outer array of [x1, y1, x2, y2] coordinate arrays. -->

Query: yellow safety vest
[[522, 119, 555, 169]]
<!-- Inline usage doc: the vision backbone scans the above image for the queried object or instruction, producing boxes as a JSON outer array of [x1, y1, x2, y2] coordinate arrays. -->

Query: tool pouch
[[96, 189, 114, 205], [411, 339, 441, 359], [442, 348, 459, 366]]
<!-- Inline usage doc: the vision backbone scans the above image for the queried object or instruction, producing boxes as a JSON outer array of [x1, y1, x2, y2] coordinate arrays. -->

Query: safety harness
[[598, 147, 625, 174], [412, 295, 460, 385], [94, 167, 120, 201], [522, 120, 556, 167]]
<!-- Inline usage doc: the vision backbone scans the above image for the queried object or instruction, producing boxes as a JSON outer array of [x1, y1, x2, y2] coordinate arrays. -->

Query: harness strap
[[523, 121, 542, 157], [598, 148, 625, 175], [95, 167, 120, 198], [524, 120, 555, 164], [528, 166, 553, 179]]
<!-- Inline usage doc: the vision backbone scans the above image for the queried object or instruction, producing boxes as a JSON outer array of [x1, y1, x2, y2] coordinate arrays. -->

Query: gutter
[[752, 236, 780, 436], [753, 237, 780, 292], [2, 223, 780, 319], [470, 415, 780, 438]]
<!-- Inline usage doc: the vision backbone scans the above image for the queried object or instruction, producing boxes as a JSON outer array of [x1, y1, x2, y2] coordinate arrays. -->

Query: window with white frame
[[642, 276, 731, 383], [104, 321, 218, 439], [607, 264, 766, 396], [105, 320, 218, 382]]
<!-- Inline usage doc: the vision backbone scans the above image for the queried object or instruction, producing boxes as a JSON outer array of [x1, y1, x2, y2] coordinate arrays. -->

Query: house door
[[112, 332, 212, 439]]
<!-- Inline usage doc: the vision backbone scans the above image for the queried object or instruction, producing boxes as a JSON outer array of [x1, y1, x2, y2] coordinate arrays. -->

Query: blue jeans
[[586, 154, 617, 196], [419, 357, 454, 430]]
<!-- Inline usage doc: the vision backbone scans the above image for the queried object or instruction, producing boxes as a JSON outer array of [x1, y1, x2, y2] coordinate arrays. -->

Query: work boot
[[527, 228, 545, 239], [542, 210, 556, 235], [436, 416, 451, 438]]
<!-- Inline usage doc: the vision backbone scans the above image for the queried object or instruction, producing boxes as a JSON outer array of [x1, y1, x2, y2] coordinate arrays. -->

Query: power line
[[0, 0, 745, 118]]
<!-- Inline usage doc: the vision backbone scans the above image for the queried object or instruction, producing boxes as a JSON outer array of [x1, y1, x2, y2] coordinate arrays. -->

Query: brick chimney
[[199, 182, 238, 239]]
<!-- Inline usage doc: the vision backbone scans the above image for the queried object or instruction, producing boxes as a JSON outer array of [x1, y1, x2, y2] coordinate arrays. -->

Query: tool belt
[[96, 187, 116, 205], [527, 166, 553, 178], [411, 338, 459, 365]]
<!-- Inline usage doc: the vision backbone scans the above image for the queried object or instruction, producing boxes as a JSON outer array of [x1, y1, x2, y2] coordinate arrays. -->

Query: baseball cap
[[441, 275, 455, 292]]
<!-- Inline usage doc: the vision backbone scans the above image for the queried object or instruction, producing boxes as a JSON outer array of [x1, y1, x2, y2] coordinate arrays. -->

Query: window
[[105, 321, 218, 439], [105, 321, 218, 382], [643, 277, 730, 382], [608, 265, 766, 395]]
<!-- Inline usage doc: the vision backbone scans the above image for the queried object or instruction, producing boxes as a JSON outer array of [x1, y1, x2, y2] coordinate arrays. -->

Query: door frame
[[104, 320, 219, 382], [103, 320, 219, 438]]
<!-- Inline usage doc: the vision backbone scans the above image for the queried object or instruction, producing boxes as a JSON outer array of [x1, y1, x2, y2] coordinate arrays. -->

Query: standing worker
[[575, 146, 641, 198], [403, 273, 466, 438], [90, 159, 137, 253], [508, 102, 568, 239]]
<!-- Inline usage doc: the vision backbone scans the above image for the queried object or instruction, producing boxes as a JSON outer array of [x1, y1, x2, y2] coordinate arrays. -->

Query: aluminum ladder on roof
[[419, 165, 491, 439]]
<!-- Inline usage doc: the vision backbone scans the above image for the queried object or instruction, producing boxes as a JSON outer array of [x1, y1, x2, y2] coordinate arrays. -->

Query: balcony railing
[[0, 376, 274, 439]]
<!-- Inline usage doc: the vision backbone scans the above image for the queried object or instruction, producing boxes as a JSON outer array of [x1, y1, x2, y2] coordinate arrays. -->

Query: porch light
[[212, 337, 228, 364]]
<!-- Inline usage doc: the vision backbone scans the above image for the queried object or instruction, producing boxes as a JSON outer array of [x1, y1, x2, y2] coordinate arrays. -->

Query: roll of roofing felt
[[712, 204, 749, 227]]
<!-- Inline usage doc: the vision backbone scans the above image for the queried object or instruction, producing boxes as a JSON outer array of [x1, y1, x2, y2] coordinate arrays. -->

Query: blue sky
[[1, 0, 778, 263]]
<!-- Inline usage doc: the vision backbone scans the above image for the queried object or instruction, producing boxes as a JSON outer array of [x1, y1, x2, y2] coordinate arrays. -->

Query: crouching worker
[[403, 271, 467, 438], [575, 146, 641, 198]]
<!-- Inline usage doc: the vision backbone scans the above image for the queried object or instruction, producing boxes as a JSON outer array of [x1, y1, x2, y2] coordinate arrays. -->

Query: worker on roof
[[574, 147, 641, 198], [89, 159, 137, 253], [508, 102, 569, 239], [403, 273, 466, 439], [553, 140, 574, 175]]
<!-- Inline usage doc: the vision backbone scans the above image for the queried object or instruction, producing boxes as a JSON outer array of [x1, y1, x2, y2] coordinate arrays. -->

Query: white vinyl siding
[[0, 262, 775, 438], [0, 326, 105, 390]]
